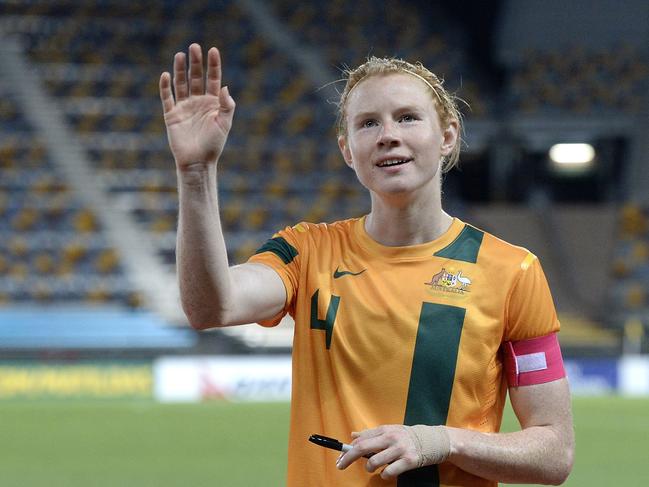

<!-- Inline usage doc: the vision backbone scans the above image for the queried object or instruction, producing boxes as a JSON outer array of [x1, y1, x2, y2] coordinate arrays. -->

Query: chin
[[372, 186, 419, 203], [371, 179, 439, 203]]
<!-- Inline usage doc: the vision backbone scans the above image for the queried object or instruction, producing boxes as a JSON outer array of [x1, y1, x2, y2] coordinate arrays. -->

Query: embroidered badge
[[425, 268, 472, 294]]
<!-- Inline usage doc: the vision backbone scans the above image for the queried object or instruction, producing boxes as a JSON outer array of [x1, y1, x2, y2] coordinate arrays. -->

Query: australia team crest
[[425, 268, 472, 294]]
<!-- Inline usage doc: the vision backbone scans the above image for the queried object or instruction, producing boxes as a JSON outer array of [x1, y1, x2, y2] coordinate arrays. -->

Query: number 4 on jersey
[[310, 289, 340, 349]]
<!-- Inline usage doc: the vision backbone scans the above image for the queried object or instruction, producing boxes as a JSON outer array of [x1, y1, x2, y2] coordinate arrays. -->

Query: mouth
[[376, 157, 413, 168]]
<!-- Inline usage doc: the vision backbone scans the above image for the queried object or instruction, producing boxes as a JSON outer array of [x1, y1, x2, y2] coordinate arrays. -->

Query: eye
[[399, 114, 417, 123], [361, 119, 378, 128]]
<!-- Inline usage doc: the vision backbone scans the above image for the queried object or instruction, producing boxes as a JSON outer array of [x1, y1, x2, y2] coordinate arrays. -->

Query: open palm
[[159, 44, 235, 167]]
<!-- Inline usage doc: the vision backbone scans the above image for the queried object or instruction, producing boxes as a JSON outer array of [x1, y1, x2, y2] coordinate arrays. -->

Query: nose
[[377, 121, 400, 147]]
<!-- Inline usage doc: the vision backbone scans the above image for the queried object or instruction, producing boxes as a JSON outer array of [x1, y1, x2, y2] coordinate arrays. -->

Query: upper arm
[[509, 379, 575, 456], [222, 262, 287, 326]]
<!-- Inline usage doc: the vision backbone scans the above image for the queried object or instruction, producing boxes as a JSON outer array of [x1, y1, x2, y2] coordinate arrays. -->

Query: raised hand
[[159, 44, 235, 169]]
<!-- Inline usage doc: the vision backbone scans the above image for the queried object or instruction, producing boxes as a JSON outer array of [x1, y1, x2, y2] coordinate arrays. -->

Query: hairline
[[335, 57, 464, 172]]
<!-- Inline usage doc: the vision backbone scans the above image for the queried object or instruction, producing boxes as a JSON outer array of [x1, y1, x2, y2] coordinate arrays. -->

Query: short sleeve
[[504, 253, 560, 342], [247, 224, 304, 327]]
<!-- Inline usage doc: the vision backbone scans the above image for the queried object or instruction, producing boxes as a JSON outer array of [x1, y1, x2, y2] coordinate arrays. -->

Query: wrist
[[408, 425, 451, 467], [176, 160, 216, 172], [176, 162, 217, 188]]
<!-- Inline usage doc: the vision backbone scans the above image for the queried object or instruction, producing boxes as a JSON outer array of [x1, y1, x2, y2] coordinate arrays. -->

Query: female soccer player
[[160, 43, 574, 486]]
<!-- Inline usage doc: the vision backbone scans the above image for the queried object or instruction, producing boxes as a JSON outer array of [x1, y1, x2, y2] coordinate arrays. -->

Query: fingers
[[364, 446, 400, 473], [380, 458, 411, 479], [337, 425, 421, 476], [188, 43, 204, 95], [337, 434, 385, 470], [170, 44, 222, 102], [173, 52, 188, 101], [353, 427, 383, 440], [206, 47, 222, 96], [159, 72, 174, 114]]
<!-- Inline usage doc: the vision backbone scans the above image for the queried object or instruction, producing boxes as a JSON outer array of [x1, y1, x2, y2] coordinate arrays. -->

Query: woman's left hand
[[335, 424, 450, 480]]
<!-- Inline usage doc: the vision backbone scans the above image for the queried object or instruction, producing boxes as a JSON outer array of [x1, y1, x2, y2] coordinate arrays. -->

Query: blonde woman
[[160, 44, 574, 487]]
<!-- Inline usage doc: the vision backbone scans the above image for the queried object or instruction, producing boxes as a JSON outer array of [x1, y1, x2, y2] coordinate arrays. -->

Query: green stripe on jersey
[[254, 237, 298, 265], [433, 225, 484, 263], [398, 302, 466, 487]]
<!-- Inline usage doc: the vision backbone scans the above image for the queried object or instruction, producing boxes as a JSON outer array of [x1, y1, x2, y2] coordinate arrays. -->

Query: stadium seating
[[507, 45, 648, 115], [0, 80, 139, 306], [610, 204, 649, 323], [5, 0, 367, 272], [1, 0, 646, 352], [268, 0, 493, 118]]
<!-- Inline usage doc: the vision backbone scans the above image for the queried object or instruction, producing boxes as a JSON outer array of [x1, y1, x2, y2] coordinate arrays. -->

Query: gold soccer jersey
[[248, 216, 560, 487]]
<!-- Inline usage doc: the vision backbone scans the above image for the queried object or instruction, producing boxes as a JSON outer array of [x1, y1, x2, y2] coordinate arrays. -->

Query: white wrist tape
[[406, 425, 451, 468]]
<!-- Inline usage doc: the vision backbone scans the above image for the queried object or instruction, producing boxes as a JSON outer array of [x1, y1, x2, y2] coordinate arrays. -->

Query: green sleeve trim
[[254, 236, 298, 265]]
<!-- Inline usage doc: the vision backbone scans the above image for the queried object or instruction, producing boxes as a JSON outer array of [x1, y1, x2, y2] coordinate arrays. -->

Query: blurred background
[[0, 0, 647, 485]]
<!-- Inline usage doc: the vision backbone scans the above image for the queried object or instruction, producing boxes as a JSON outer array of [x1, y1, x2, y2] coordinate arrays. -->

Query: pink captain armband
[[503, 333, 566, 387]]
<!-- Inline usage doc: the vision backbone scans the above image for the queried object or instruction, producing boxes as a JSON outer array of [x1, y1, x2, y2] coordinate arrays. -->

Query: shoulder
[[257, 218, 360, 260], [453, 220, 543, 288], [464, 220, 535, 268], [280, 218, 360, 242]]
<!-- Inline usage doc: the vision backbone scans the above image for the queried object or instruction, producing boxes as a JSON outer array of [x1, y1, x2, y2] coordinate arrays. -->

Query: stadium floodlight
[[548, 143, 596, 175]]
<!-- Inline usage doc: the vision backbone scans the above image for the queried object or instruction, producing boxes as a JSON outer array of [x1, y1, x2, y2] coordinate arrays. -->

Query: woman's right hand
[[159, 44, 236, 169]]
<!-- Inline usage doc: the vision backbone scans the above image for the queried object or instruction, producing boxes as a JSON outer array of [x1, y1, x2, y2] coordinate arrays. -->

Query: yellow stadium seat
[[86, 286, 110, 303], [9, 262, 28, 281], [74, 209, 98, 233], [11, 208, 39, 231], [245, 208, 268, 231], [63, 242, 87, 264], [127, 291, 144, 309], [234, 240, 260, 265], [33, 253, 55, 274], [95, 249, 120, 274], [625, 284, 647, 309], [150, 215, 175, 233]]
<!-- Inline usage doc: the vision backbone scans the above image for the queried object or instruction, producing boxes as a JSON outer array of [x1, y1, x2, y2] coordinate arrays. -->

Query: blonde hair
[[336, 56, 464, 172]]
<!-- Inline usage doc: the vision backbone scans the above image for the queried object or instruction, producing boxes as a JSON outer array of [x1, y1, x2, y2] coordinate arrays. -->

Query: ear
[[440, 119, 459, 157], [337, 135, 354, 168]]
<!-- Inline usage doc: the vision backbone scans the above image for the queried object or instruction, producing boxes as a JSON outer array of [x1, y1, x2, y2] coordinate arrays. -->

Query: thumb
[[220, 86, 236, 113]]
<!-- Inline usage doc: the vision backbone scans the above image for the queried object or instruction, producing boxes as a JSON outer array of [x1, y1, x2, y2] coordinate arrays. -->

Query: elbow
[[548, 470, 571, 486], [179, 287, 236, 329], [183, 304, 232, 330], [187, 316, 216, 330], [547, 444, 575, 485]]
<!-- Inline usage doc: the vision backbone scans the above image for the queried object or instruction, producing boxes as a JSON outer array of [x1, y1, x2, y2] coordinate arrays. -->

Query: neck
[[365, 190, 453, 246]]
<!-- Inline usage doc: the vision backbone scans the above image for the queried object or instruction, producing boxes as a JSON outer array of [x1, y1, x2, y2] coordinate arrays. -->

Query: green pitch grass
[[0, 396, 647, 486]]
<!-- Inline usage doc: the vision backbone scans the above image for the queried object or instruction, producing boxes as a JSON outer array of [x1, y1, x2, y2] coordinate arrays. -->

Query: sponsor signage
[[564, 358, 618, 395], [618, 355, 649, 396], [0, 363, 152, 399], [153, 356, 292, 402]]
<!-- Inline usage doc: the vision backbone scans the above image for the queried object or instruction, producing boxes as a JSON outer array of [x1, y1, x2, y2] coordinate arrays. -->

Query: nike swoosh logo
[[333, 267, 366, 279]]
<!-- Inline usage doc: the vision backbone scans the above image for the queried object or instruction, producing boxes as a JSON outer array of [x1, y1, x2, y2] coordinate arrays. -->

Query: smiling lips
[[376, 157, 413, 168]]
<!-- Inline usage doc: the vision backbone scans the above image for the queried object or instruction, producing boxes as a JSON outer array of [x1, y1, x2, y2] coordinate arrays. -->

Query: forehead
[[345, 72, 436, 116]]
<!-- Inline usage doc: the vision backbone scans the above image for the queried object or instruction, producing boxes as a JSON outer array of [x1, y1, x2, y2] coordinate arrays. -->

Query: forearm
[[445, 424, 573, 485], [176, 163, 232, 328]]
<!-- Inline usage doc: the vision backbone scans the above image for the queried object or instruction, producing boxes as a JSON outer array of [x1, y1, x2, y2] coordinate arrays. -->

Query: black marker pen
[[308, 434, 373, 458]]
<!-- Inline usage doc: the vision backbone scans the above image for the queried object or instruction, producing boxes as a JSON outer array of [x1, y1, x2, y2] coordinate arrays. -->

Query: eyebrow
[[352, 105, 424, 122]]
